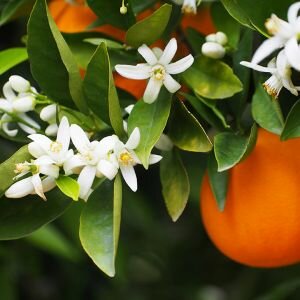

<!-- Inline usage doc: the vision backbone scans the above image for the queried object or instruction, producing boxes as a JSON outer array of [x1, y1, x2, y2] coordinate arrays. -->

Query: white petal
[[240, 61, 275, 73], [12, 96, 35, 113], [63, 154, 85, 175], [149, 154, 163, 164], [3, 82, 16, 101], [158, 38, 177, 65], [165, 54, 194, 74], [98, 135, 119, 158], [201, 42, 225, 59], [124, 104, 134, 114], [152, 47, 164, 60], [287, 2, 300, 24], [163, 74, 181, 93], [205, 33, 216, 43], [57, 117, 70, 153], [78, 165, 96, 201], [276, 50, 290, 76], [5, 177, 34, 198], [123, 120, 128, 132], [28, 142, 45, 158], [18, 123, 36, 135], [40, 104, 57, 122], [282, 77, 298, 96], [70, 124, 90, 153], [251, 36, 283, 64], [1, 114, 17, 137], [126, 127, 140, 150], [143, 77, 163, 104], [9, 75, 30, 93], [115, 64, 151, 80], [19, 113, 40, 129], [45, 124, 58, 136], [120, 165, 137, 192], [41, 176, 56, 193], [28, 134, 52, 152], [39, 164, 59, 178], [285, 37, 300, 71], [31, 173, 46, 200], [215, 32, 228, 46], [138, 44, 158, 65], [35, 155, 56, 165], [97, 160, 118, 180], [0, 99, 12, 112]]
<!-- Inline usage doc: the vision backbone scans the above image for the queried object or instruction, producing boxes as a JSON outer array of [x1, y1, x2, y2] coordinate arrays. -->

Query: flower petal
[[70, 124, 90, 153], [63, 154, 85, 175], [126, 127, 140, 150], [97, 159, 118, 180], [120, 165, 137, 192], [9, 75, 30, 93], [165, 54, 194, 74], [163, 74, 181, 93], [115, 64, 151, 80], [287, 2, 300, 24], [12, 96, 35, 113], [98, 135, 119, 158], [39, 164, 60, 178], [45, 124, 58, 136], [143, 77, 163, 104], [41, 176, 56, 193], [285, 37, 300, 71], [149, 154, 163, 164], [31, 173, 46, 200], [152, 47, 164, 60], [0, 99, 12, 112], [240, 61, 275, 73], [57, 116, 70, 153], [1, 114, 17, 137], [138, 44, 158, 65], [19, 113, 40, 129], [158, 38, 177, 65], [78, 165, 97, 201], [40, 104, 57, 122], [28, 142, 46, 158], [5, 177, 34, 198], [28, 134, 52, 153], [2, 82, 16, 101], [18, 123, 37, 135], [251, 36, 283, 64]]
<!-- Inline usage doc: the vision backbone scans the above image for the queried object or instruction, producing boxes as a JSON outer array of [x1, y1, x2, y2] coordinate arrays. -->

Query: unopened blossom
[[241, 50, 299, 98], [5, 157, 59, 200], [250, 2, 300, 71], [0, 76, 40, 136], [202, 32, 228, 59], [40, 104, 58, 136], [115, 38, 194, 104], [172, 0, 198, 14]]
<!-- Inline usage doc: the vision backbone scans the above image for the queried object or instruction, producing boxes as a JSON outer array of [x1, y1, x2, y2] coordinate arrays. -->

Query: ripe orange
[[200, 128, 300, 267]]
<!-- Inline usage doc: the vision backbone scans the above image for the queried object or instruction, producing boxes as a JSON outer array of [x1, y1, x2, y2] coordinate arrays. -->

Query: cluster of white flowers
[[115, 38, 194, 104], [0, 75, 40, 136], [201, 32, 228, 59], [240, 2, 300, 98], [5, 117, 162, 201]]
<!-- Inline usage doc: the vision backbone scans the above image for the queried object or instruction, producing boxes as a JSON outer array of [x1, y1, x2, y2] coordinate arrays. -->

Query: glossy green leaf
[[214, 124, 257, 172], [0, 145, 31, 197], [55, 175, 80, 201], [211, 2, 240, 49], [182, 56, 243, 99], [125, 4, 172, 48], [83, 43, 125, 137], [252, 85, 284, 135], [184, 28, 205, 55], [80, 175, 122, 277], [0, 48, 28, 75], [127, 88, 172, 168], [207, 154, 229, 212], [84, 38, 123, 49], [160, 149, 190, 222], [87, 0, 135, 30], [0, 189, 71, 240], [27, 0, 87, 112], [169, 99, 212, 152], [280, 100, 300, 141]]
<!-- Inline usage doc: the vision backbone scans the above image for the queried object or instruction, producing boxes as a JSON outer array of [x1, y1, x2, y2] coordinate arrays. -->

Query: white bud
[[12, 96, 35, 112], [40, 104, 57, 122], [201, 42, 226, 59], [215, 32, 228, 46], [205, 34, 217, 43], [45, 124, 58, 136], [9, 75, 30, 93], [120, 5, 127, 14]]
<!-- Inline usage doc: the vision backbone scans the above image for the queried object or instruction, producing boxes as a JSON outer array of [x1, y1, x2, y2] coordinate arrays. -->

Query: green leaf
[[27, 0, 87, 113], [80, 176, 122, 277], [211, 2, 240, 49], [84, 38, 123, 49], [125, 4, 172, 48], [214, 124, 257, 172], [127, 88, 172, 168], [184, 28, 205, 55], [83, 43, 125, 137], [0, 189, 71, 240], [280, 100, 300, 140], [252, 85, 284, 135], [169, 99, 212, 152], [55, 175, 80, 201], [0, 48, 28, 75], [207, 154, 229, 212], [182, 56, 243, 99], [160, 149, 190, 222], [0, 145, 31, 197], [87, 0, 135, 30]]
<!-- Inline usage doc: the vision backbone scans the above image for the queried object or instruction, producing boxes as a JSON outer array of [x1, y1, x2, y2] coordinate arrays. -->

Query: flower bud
[[205, 34, 217, 43], [215, 32, 228, 46], [120, 5, 127, 14], [202, 42, 225, 59], [45, 123, 58, 136], [40, 104, 57, 122], [9, 75, 30, 93], [13, 96, 35, 112]]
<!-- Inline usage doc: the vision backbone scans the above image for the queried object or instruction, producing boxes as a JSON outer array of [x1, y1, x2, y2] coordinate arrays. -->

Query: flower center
[[50, 141, 62, 153], [151, 65, 166, 81], [182, 5, 195, 14], [14, 163, 30, 174], [263, 75, 282, 98], [119, 151, 134, 166], [265, 16, 280, 35]]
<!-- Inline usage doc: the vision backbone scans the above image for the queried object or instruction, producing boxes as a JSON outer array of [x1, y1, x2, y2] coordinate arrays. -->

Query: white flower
[[0, 76, 40, 136], [28, 116, 74, 168], [202, 32, 228, 59], [40, 104, 58, 136], [115, 38, 194, 103], [172, 0, 198, 14], [5, 157, 59, 200], [240, 50, 299, 98], [65, 124, 103, 201], [250, 2, 300, 71]]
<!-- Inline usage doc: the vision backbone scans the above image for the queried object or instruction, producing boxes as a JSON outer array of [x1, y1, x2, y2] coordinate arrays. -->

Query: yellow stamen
[[50, 141, 62, 153]]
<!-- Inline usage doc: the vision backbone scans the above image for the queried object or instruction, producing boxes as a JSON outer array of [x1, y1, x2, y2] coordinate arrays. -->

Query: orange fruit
[[200, 128, 300, 268]]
